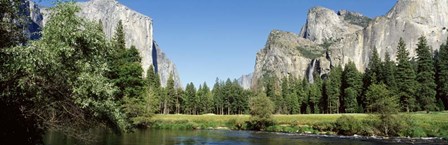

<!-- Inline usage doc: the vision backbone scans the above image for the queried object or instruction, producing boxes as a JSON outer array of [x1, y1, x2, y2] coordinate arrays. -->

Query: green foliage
[[297, 46, 325, 59], [146, 65, 161, 89], [0, 1, 42, 144], [0, 0, 26, 49], [285, 75, 300, 114], [437, 39, 448, 110], [226, 118, 246, 130], [325, 65, 342, 113], [160, 73, 176, 114], [365, 84, 393, 113], [396, 38, 418, 112], [247, 93, 275, 130], [113, 20, 126, 50], [343, 88, 358, 113], [184, 82, 197, 114], [1, 2, 132, 143], [341, 61, 362, 113], [382, 52, 397, 90], [416, 36, 437, 111], [365, 83, 401, 136], [341, 12, 372, 27], [308, 74, 322, 114], [334, 115, 361, 135]]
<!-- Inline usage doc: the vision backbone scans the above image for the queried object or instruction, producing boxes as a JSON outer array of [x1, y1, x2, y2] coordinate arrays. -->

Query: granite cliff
[[27, 0, 181, 88], [237, 73, 253, 90], [252, 0, 448, 89]]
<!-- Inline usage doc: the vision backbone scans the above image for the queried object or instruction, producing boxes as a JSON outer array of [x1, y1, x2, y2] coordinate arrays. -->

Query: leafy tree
[[0, 0, 26, 49], [0, 1, 42, 144], [325, 65, 342, 114], [248, 92, 275, 130], [1, 2, 130, 143], [341, 61, 362, 113], [395, 38, 418, 112], [415, 36, 436, 111], [365, 84, 399, 136]]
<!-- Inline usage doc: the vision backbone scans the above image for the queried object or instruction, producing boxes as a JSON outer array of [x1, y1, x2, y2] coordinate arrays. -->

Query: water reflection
[[45, 129, 422, 145]]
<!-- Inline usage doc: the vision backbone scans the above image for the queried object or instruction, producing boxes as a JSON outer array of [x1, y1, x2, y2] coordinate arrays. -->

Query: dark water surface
[[44, 129, 442, 145]]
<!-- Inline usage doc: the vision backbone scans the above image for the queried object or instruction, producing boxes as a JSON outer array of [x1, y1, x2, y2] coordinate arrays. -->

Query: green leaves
[[1, 2, 135, 141]]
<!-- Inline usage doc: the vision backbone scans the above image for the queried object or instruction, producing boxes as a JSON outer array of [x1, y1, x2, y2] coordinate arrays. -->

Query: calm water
[[44, 129, 437, 145]]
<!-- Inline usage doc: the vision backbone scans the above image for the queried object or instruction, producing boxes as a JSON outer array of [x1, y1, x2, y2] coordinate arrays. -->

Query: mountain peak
[[387, 0, 448, 26]]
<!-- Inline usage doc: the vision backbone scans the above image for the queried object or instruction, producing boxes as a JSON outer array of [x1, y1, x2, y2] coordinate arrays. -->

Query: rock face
[[29, 0, 181, 88], [22, 0, 43, 40], [252, 0, 448, 89], [237, 73, 253, 90], [153, 42, 181, 88]]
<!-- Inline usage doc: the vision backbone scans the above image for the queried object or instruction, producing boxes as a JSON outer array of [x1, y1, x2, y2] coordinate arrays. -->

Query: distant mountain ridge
[[251, 0, 448, 89]]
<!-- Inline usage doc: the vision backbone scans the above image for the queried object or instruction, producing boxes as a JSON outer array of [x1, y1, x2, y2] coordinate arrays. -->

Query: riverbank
[[149, 112, 448, 140]]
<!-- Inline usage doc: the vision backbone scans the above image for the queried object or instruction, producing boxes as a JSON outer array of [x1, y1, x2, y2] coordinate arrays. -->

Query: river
[[44, 129, 442, 145]]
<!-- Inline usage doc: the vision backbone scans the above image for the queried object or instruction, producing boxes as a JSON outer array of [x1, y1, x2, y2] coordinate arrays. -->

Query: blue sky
[[36, 0, 397, 88]]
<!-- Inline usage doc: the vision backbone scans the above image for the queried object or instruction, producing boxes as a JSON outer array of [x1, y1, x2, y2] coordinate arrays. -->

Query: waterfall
[[307, 59, 317, 84]]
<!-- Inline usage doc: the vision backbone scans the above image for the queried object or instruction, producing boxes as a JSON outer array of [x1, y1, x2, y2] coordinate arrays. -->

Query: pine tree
[[341, 61, 362, 113], [287, 75, 300, 114], [367, 47, 382, 84], [382, 52, 397, 91], [264, 75, 281, 113], [308, 73, 322, 114], [415, 36, 436, 111], [212, 78, 224, 114], [162, 73, 176, 114], [281, 77, 290, 114], [436, 38, 448, 110], [176, 88, 184, 114], [146, 65, 156, 88], [185, 82, 196, 114], [113, 20, 126, 50], [395, 38, 418, 112], [201, 82, 213, 114], [300, 78, 309, 114], [361, 47, 382, 111], [326, 65, 342, 114]]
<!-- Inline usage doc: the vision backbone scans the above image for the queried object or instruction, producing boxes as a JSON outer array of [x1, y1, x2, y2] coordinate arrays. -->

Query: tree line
[[258, 37, 447, 114], [148, 36, 448, 116]]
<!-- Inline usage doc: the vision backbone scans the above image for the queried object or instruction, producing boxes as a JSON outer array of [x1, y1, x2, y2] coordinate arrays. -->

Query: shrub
[[247, 93, 275, 130], [312, 122, 334, 132], [246, 119, 275, 131], [334, 115, 361, 135], [226, 118, 246, 130]]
